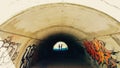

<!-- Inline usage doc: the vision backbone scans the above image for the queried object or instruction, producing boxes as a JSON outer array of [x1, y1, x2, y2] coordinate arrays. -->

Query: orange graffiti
[[83, 38, 117, 68]]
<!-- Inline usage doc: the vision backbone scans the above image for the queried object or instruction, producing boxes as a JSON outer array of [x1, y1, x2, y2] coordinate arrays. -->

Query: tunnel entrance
[[31, 33, 95, 68]]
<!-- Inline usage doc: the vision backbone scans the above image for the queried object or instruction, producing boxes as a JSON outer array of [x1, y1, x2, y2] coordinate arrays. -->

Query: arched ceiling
[[0, 3, 120, 40]]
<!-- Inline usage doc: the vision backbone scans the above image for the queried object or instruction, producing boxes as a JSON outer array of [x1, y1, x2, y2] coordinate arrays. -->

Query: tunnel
[[0, 3, 120, 68], [31, 33, 94, 68]]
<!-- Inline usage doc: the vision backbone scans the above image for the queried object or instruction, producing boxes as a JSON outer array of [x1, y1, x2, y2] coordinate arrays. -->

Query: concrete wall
[[0, 3, 120, 68]]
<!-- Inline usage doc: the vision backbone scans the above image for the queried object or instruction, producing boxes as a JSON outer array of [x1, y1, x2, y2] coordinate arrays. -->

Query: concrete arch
[[0, 3, 120, 39], [0, 3, 120, 68]]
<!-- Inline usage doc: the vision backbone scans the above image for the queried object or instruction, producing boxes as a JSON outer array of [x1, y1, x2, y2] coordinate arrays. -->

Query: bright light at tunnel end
[[53, 41, 68, 51]]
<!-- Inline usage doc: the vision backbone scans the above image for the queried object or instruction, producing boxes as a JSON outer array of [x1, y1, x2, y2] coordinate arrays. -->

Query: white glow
[[53, 41, 68, 51]]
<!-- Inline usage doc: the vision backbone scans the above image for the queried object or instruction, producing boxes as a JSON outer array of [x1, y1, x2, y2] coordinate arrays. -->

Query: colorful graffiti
[[83, 38, 120, 68], [20, 45, 36, 68], [0, 36, 21, 65]]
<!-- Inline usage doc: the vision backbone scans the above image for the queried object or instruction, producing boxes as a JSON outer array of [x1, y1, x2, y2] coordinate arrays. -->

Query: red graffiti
[[83, 38, 118, 68]]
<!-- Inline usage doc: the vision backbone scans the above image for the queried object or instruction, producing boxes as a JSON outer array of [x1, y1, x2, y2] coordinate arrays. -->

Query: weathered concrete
[[0, 3, 120, 68]]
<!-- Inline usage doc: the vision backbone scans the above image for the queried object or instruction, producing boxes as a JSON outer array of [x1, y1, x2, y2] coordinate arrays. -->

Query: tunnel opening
[[31, 33, 95, 68]]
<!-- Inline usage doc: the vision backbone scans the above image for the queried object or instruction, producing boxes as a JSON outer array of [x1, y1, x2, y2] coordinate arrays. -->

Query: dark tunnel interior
[[31, 33, 95, 68]]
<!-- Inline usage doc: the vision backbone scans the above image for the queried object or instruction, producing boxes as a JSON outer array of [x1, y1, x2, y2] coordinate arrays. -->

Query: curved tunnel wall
[[31, 33, 92, 68], [0, 3, 120, 68], [1, 3, 120, 39]]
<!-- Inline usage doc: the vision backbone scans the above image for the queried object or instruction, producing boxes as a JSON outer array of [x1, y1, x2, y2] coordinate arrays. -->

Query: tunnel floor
[[30, 33, 97, 68], [31, 61, 93, 68], [31, 55, 95, 68]]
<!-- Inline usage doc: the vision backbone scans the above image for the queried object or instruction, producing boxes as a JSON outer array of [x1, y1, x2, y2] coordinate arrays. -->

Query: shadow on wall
[[30, 33, 97, 68]]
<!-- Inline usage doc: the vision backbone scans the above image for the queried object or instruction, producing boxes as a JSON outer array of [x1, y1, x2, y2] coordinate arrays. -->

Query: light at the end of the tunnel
[[53, 41, 68, 51]]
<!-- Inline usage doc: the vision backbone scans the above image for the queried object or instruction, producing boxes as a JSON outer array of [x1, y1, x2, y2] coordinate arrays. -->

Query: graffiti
[[83, 38, 120, 68], [20, 45, 36, 68], [0, 36, 21, 64]]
